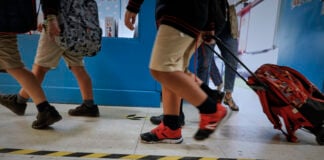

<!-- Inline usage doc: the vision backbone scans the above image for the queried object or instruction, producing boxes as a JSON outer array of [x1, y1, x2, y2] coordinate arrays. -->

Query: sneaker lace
[[2, 94, 17, 102], [75, 104, 87, 110]]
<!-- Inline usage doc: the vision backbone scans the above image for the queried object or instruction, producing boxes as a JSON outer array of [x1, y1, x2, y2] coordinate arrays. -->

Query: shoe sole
[[68, 114, 100, 117], [140, 137, 183, 144], [68, 110, 100, 117], [32, 116, 62, 129], [8, 108, 25, 116], [224, 102, 239, 111], [219, 107, 231, 126], [229, 106, 239, 111], [211, 107, 231, 133]]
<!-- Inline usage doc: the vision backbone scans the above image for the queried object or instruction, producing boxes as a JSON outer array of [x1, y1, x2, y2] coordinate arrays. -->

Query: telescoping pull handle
[[203, 35, 267, 89]]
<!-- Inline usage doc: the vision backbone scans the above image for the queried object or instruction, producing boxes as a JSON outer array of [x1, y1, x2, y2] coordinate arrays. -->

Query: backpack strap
[[255, 88, 282, 129], [272, 106, 313, 143], [248, 77, 283, 129]]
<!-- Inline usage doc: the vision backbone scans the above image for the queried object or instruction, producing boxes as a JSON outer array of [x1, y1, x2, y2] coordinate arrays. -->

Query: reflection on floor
[[0, 80, 323, 160]]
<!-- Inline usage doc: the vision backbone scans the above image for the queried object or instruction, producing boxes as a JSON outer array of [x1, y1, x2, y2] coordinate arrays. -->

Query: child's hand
[[37, 23, 43, 32], [124, 10, 137, 30], [202, 31, 215, 44], [47, 16, 61, 40]]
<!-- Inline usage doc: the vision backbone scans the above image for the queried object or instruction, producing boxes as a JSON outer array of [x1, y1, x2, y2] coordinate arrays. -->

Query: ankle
[[36, 101, 51, 112], [163, 115, 181, 130], [17, 94, 28, 104], [225, 92, 232, 99], [200, 83, 214, 96], [197, 97, 217, 114], [83, 99, 95, 108]]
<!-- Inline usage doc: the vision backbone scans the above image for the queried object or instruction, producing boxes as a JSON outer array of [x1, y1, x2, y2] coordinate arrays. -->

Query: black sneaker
[[150, 115, 163, 125], [0, 94, 27, 116], [68, 104, 100, 117], [150, 113, 185, 126], [32, 106, 62, 129]]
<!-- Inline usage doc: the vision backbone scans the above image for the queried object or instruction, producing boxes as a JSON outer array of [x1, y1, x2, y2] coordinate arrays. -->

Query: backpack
[[247, 64, 324, 145], [55, 0, 102, 57], [0, 0, 37, 33]]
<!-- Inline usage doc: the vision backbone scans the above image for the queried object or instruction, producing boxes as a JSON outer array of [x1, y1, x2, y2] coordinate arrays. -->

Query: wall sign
[[291, 0, 313, 8]]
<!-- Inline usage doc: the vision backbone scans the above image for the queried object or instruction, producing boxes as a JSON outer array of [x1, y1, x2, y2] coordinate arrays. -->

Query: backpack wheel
[[316, 127, 324, 145]]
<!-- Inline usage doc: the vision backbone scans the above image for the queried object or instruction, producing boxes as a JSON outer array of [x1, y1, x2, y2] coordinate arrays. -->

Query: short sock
[[197, 97, 217, 114], [200, 83, 215, 97], [163, 115, 181, 130], [83, 99, 95, 108], [36, 101, 51, 112], [16, 94, 28, 104]]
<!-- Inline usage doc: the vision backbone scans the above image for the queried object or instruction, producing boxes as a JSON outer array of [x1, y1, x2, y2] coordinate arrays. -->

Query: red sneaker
[[140, 122, 183, 144], [194, 103, 227, 140]]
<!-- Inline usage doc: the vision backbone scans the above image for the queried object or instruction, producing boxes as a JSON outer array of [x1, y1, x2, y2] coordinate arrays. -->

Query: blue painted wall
[[277, 0, 324, 91], [0, 0, 160, 107]]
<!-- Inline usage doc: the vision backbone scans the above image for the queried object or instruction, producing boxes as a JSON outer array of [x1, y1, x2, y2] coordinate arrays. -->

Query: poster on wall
[[291, 0, 313, 8], [96, 0, 134, 38], [96, 0, 120, 37], [105, 16, 117, 37]]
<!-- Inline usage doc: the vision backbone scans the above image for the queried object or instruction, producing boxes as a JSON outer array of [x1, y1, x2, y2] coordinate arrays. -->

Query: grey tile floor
[[0, 81, 323, 160]]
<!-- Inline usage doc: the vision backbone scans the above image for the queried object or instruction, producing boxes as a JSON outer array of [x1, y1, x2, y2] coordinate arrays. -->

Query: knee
[[150, 69, 166, 82], [150, 69, 159, 79], [33, 64, 49, 75], [70, 66, 86, 75]]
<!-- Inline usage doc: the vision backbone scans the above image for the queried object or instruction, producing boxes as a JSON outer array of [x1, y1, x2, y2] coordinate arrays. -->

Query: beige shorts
[[0, 35, 25, 70], [149, 24, 201, 72], [34, 31, 84, 69]]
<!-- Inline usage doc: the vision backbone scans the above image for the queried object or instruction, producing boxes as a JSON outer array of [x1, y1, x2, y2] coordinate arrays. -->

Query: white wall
[[215, 0, 281, 76], [239, 0, 280, 72]]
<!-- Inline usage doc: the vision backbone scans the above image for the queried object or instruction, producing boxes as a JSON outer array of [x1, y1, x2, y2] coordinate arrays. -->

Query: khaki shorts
[[34, 31, 84, 69], [149, 24, 201, 72], [0, 35, 25, 70]]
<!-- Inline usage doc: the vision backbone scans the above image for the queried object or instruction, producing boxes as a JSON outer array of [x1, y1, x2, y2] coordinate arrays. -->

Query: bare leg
[[67, 66, 99, 117], [162, 86, 181, 116], [150, 70, 207, 107], [7, 67, 47, 105], [18, 64, 49, 99], [70, 66, 93, 100]]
